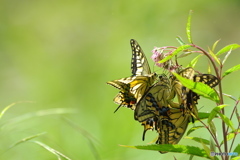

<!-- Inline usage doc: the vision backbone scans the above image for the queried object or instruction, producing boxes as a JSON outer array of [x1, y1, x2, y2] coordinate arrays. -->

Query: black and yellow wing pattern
[[134, 75, 191, 153], [107, 39, 157, 112], [170, 67, 219, 121]]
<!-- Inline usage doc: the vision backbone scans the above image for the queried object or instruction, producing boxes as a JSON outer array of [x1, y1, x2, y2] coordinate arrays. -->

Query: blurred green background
[[0, 0, 240, 159]]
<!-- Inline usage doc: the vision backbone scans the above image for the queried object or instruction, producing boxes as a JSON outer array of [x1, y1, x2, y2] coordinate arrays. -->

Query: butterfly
[[134, 75, 191, 153], [170, 67, 219, 121], [107, 80, 136, 112], [134, 74, 174, 122], [107, 39, 157, 112]]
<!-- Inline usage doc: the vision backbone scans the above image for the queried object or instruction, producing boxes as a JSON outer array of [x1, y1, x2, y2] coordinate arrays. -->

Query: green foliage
[[223, 64, 240, 78], [186, 126, 205, 136], [159, 45, 192, 63], [120, 11, 240, 160], [172, 72, 220, 103], [184, 137, 210, 145], [186, 10, 193, 44], [216, 44, 240, 56], [120, 144, 213, 159]]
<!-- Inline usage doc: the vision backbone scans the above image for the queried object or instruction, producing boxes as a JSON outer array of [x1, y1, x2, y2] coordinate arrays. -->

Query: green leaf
[[9, 132, 46, 149], [209, 137, 216, 153], [185, 137, 210, 145], [176, 36, 185, 45], [231, 157, 240, 160], [186, 126, 204, 136], [218, 112, 235, 131], [207, 63, 211, 74], [120, 144, 211, 159], [172, 73, 220, 103], [186, 10, 193, 43], [1, 108, 76, 129], [201, 141, 214, 160], [216, 44, 240, 56], [207, 105, 227, 123], [32, 141, 72, 160], [178, 50, 193, 58], [223, 64, 240, 78], [209, 48, 220, 65], [222, 93, 237, 101], [220, 129, 240, 145], [222, 46, 233, 65], [209, 105, 235, 131], [159, 45, 192, 63], [232, 144, 240, 158], [197, 112, 219, 120], [212, 39, 221, 51], [187, 54, 203, 68], [208, 121, 217, 137], [0, 101, 34, 120]]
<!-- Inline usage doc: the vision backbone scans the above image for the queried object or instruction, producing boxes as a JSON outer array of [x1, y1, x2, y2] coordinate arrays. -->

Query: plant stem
[[226, 100, 239, 134], [197, 117, 224, 160], [229, 122, 240, 153], [190, 44, 228, 160]]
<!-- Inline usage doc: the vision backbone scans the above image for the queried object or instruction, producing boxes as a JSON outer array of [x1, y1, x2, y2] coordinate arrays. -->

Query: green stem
[[226, 100, 239, 134], [228, 100, 240, 153], [197, 117, 223, 160], [190, 44, 228, 160], [229, 122, 240, 153]]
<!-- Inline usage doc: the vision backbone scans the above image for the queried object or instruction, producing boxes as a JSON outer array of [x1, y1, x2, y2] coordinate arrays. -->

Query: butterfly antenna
[[114, 103, 122, 113], [142, 129, 147, 141]]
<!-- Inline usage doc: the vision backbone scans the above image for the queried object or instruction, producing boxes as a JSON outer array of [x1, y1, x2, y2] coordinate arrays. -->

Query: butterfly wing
[[107, 80, 137, 112], [171, 68, 219, 121], [134, 75, 171, 122], [107, 39, 157, 112], [135, 76, 191, 153], [130, 39, 151, 76]]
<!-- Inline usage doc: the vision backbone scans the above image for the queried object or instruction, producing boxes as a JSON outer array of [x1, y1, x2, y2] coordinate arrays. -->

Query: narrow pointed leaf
[[218, 112, 235, 131], [159, 45, 192, 63], [208, 105, 227, 123], [219, 129, 239, 145], [197, 112, 219, 120], [120, 144, 211, 159], [185, 137, 210, 145], [186, 10, 193, 43], [212, 40, 221, 51], [222, 93, 237, 101], [209, 137, 216, 152], [222, 47, 233, 65], [208, 121, 217, 137], [176, 36, 185, 45], [32, 141, 72, 160], [216, 44, 240, 56], [172, 73, 220, 103], [223, 64, 240, 78], [187, 54, 203, 68], [231, 144, 240, 158], [208, 63, 211, 74], [9, 132, 46, 149], [178, 50, 193, 58], [1, 108, 76, 129], [0, 101, 34, 120], [187, 126, 205, 136], [209, 48, 220, 65], [201, 142, 213, 160]]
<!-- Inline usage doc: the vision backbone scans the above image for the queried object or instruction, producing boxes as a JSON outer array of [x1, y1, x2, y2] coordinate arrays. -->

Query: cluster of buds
[[151, 46, 180, 72]]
